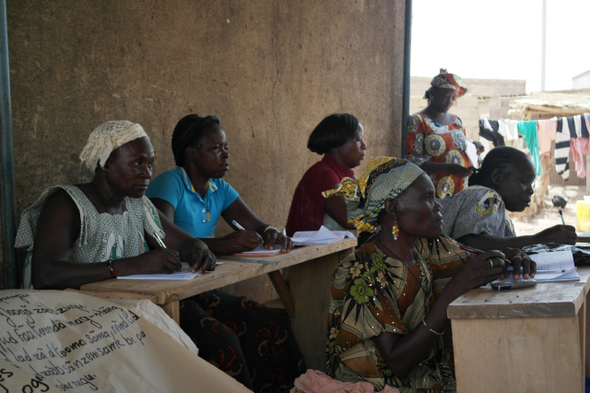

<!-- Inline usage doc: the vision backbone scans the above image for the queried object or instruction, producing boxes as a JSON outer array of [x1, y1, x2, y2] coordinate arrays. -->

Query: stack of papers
[[291, 225, 356, 245]]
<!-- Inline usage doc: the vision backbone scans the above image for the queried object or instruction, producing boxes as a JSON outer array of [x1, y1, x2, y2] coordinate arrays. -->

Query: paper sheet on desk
[[237, 244, 282, 254], [118, 261, 223, 280], [291, 225, 356, 244]]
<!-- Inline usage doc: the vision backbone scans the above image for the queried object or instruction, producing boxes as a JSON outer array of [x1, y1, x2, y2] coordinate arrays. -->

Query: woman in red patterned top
[[286, 113, 367, 236], [405, 69, 473, 199]]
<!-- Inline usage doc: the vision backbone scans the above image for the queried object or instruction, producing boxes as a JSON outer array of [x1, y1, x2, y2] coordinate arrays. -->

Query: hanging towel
[[537, 119, 557, 155], [498, 119, 519, 147], [517, 120, 541, 176], [571, 114, 589, 138], [570, 138, 590, 178], [555, 117, 571, 181]]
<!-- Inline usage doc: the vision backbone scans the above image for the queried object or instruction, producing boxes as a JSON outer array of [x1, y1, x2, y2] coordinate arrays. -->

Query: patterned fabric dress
[[180, 290, 306, 393], [14, 185, 163, 289], [438, 186, 515, 240], [405, 113, 471, 199], [326, 238, 470, 392]]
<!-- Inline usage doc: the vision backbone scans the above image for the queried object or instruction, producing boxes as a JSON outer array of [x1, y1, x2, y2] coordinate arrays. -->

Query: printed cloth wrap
[[322, 157, 424, 233], [430, 68, 468, 97]]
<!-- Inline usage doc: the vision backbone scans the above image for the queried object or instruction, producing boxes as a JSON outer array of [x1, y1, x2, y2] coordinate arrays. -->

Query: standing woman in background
[[285, 113, 367, 236], [405, 69, 473, 199]]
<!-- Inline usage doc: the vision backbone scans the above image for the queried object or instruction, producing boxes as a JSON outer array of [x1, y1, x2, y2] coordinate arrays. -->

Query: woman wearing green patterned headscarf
[[324, 157, 532, 392]]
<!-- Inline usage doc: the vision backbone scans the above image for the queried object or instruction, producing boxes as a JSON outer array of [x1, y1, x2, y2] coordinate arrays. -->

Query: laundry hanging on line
[[478, 113, 590, 181]]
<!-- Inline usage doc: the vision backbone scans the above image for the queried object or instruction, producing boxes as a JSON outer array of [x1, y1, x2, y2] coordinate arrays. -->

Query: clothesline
[[478, 113, 590, 181]]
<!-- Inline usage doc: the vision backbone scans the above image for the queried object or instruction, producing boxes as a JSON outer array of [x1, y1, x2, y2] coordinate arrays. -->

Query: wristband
[[107, 258, 117, 278], [422, 317, 444, 336], [264, 226, 278, 233]]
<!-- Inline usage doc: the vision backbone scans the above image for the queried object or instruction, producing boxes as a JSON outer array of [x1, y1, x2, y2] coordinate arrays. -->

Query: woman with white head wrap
[[324, 157, 531, 391], [16, 120, 215, 289]]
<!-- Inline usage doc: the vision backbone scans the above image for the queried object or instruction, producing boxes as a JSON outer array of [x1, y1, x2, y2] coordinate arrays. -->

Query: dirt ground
[[512, 184, 589, 236]]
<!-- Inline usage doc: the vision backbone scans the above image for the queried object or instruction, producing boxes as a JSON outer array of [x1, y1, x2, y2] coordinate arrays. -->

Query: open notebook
[[492, 250, 579, 287]]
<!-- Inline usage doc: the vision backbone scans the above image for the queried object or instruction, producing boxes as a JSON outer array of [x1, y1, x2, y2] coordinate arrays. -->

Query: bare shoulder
[[38, 187, 81, 230]]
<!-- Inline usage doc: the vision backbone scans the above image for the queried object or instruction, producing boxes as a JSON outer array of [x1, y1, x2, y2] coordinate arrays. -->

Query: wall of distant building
[[573, 70, 590, 89]]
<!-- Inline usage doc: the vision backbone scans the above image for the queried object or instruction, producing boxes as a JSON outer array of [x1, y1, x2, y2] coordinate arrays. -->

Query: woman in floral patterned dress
[[323, 157, 534, 392], [405, 69, 473, 199]]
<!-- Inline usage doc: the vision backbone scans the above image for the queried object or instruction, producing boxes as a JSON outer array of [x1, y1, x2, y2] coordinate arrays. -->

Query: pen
[[231, 220, 246, 231], [459, 245, 485, 254], [535, 269, 567, 274], [507, 267, 567, 273], [142, 199, 167, 248], [559, 209, 565, 225], [154, 232, 166, 248]]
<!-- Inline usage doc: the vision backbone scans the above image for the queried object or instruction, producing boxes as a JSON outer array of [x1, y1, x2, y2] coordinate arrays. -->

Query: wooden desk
[[447, 266, 590, 393], [81, 238, 356, 371]]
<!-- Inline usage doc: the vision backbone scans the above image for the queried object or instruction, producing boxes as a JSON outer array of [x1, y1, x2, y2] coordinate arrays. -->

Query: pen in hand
[[153, 231, 182, 271], [232, 220, 264, 244]]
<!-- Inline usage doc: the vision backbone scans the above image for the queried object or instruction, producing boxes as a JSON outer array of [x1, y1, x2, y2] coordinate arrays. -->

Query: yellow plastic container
[[576, 198, 590, 232]]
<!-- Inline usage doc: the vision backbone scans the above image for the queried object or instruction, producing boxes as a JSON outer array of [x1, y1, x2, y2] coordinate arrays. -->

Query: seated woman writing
[[147, 113, 292, 254], [439, 146, 577, 253], [285, 113, 367, 236], [15, 120, 215, 290], [324, 157, 534, 391], [146, 114, 304, 393]]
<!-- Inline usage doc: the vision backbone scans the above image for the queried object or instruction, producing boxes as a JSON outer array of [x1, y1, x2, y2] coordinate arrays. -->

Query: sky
[[410, 0, 590, 93]]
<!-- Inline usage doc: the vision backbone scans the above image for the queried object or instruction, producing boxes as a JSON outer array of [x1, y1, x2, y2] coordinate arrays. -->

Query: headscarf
[[79, 120, 149, 170], [323, 157, 424, 233], [430, 68, 468, 98]]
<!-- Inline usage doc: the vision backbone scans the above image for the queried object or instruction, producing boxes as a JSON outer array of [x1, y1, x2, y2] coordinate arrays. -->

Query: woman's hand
[[450, 250, 506, 297], [133, 248, 182, 274], [180, 238, 217, 274], [533, 224, 577, 245], [263, 227, 293, 253], [501, 247, 536, 280], [222, 230, 261, 253]]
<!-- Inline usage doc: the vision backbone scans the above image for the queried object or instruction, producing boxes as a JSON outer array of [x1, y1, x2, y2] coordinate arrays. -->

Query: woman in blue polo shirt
[[147, 114, 303, 393], [147, 114, 292, 253]]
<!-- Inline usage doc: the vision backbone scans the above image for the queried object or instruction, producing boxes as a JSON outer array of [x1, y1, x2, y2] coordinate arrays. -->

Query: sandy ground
[[512, 184, 588, 236]]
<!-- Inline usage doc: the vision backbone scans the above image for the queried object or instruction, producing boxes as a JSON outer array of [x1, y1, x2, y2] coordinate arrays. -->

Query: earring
[[392, 224, 399, 241]]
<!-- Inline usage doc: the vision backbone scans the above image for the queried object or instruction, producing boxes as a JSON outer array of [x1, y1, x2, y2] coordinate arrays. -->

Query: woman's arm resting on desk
[[374, 250, 506, 377], [32, 191, 182, 290], [458, 225, 577, 251], [151, 196, 291, 255]]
